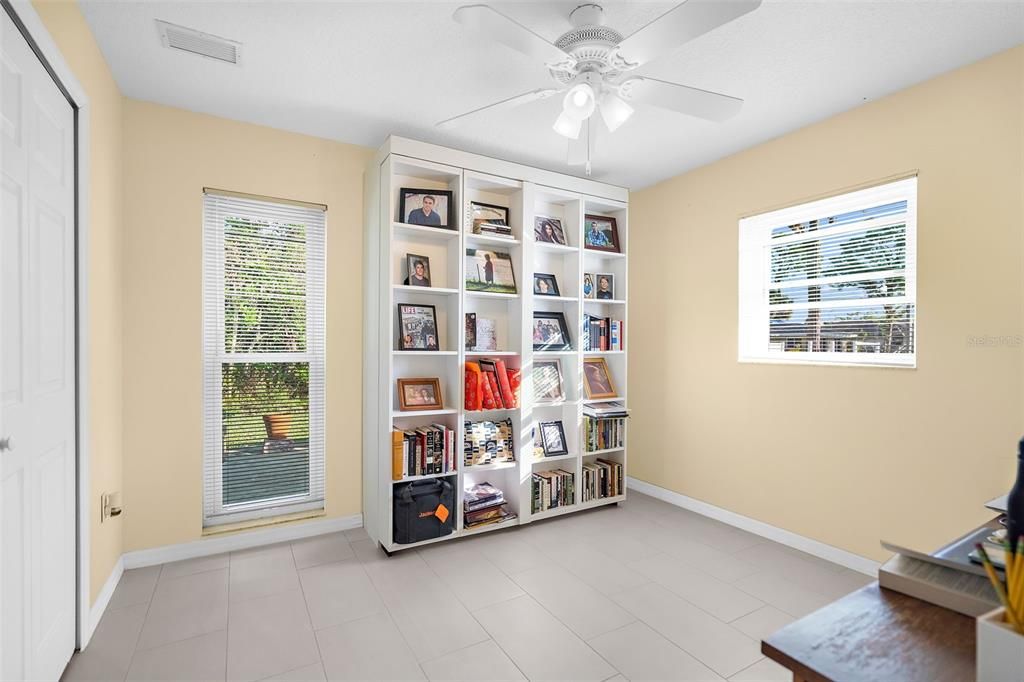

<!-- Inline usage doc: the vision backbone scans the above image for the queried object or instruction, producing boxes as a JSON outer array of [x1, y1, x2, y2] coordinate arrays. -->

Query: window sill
[[202, 508, 326, 537]]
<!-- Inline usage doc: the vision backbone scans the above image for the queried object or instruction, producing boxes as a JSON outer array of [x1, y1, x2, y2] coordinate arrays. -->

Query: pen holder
[[977, 607, 1024, 682]]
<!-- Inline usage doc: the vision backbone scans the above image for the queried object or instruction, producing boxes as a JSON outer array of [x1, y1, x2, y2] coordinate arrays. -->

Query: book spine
[[391, 430, 403, 481]]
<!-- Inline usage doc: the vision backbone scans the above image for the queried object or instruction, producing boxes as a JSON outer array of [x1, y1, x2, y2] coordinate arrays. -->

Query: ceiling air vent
[[157, 20, 242, 65]]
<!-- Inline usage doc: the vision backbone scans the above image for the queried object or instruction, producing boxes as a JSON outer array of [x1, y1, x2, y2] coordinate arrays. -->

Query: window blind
[[203, 192, 326, 526], [738, 177, 917, 367]]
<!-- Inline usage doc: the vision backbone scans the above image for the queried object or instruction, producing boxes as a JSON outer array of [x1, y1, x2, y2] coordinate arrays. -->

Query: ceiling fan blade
[[616, 0, 762, 68], [453, 5, 570, 66], [437, 88, 559, 129], [621, 76, 743, 122]]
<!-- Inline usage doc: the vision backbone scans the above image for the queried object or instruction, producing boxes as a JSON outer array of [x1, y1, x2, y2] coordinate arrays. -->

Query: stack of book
[[464, 359, 520, 411], [583, 414, 626, 452], [391, 424, 457, 480], [583, 314, 624, 351], [582, 458, 623, 501], [532, 470, 574, 513], [473, 221, 514, 239], [463, 481, 515, 529]]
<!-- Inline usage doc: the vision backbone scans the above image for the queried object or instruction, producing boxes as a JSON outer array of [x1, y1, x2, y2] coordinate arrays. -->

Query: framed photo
[[465, 248, 517, 294], [583, 273, 596, 299], [465, 312, 476, 351], [534, 216, 567, 245], [533, 360, 565, 403], [397, 378, 443, 411], [399, 188, 454, 230], [595, 273, 614, 299], [532, 311, 571, 351], [404, 254, 431, 287], [539, 421, 569, 457], [397, 303, 439, 351], [584, 214, 620, 253], [470, 201, 509, 233], [583, 357, 617, 399], [533, 273, 560, 297]]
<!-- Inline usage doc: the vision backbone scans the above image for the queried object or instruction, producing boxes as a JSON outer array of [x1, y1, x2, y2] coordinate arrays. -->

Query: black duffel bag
[[393, 477, 455, 544]]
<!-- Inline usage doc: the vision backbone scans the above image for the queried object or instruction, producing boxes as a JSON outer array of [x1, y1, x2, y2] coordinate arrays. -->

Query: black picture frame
[[533, 273, 560, 297], [404, 253, 432, 287], [397, 303, 440, 351], [399, 188, 455, 230], [470, 201, 509, 233], [584, 214, 621, 253], [532, 311, 572, 351], [539, 421, 569, 457]]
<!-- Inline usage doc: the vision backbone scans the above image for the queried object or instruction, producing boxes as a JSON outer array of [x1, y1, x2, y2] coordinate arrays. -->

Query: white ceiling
[[81, 0, 1024, 189]]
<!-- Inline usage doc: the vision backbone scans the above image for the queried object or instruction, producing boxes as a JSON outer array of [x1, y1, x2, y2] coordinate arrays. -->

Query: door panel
[[1, 8, 77, 681]]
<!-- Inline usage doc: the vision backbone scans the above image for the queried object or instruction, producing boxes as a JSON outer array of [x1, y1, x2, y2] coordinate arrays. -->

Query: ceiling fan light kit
[[442, 1, 763, 174]]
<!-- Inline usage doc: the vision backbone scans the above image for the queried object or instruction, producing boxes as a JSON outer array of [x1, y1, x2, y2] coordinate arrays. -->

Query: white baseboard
[[626, 477, 880, 576], [122, 513, 363, 570], [85, 556, 124, 646]]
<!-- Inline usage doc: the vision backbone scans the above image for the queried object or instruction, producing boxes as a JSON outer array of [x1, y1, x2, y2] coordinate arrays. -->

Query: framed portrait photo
[[465, 248, 517, 294], [470, 201, 509, 233], [583, 273, 595, 299], [539, 421, 569, 457], [533, 359, 565, 403], [404, 254, 431, 287], [584, 214, 621, 253], [397, 303, 440, 351], [595, 273, 614, 299], [534, 216, 567, 245], [397, 378, 443, 411], [533, 273, 560, 297], [583, 357, 617, 399], [399, 188, 454, 230], [532, 311, 571, 351]]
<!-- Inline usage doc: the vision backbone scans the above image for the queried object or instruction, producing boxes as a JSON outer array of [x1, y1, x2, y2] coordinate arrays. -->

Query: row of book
[[532, 470, 575, 513], [463, 481, 516, 529], [473, 221, 513, 239], [391, 424, 457, 480], [584, 415, 626, 452], [465, 359, 521, 411], [583, 315, 624, 352], [582, 459, 623, 501]]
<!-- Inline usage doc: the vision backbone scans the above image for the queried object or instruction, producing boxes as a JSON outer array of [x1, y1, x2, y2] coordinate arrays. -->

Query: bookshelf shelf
[[580, 495, 625, 510], [464, 461, 518, 472], [393, 222, 460, 241], [532, 453, 577, 464], [465, 233, 521, 246], [392, 350, 458, 356], [365, 137, 627, 554], [584, 350, 625, 355], [584, 397, 625, 404], [465, 291, 519, 300], [391, 408, 458, 418], [583, 447, 625, 456], [392, 285, 460, 297], [535, 242, 578, 254], [394, 471, 457, 483]]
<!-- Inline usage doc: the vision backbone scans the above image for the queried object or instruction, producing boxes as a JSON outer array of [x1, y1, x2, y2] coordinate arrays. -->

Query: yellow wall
[[33, 0, 124, 604], [121, 101, 373, 551], [630, 46, 1024, 562]]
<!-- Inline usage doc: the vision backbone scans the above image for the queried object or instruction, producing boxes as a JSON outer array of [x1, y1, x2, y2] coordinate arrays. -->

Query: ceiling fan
[[438, 1, 761, 174]]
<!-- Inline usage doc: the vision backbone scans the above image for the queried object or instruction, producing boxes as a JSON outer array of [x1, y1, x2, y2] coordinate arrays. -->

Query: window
[[739, 177, 917, 367], [203, 191, 326, 526]]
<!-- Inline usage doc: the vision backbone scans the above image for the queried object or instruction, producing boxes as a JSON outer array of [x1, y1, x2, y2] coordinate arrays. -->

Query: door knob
[[0, 437, 12, 452]]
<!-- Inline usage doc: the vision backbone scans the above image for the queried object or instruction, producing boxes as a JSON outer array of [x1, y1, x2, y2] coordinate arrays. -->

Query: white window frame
[[738, 177, 918, 368], [202, 191, 326, 526]]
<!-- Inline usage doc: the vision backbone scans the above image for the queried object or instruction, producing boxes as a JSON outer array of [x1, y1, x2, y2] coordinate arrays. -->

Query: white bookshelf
[[363, 136, 629, 553]]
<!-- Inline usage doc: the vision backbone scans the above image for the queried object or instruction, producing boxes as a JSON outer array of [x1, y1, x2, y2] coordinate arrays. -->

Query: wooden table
[[763, 583, 976, 682]]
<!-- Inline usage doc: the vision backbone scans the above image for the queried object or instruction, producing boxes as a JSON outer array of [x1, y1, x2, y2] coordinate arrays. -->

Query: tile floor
[[62, 492, 874, 682]]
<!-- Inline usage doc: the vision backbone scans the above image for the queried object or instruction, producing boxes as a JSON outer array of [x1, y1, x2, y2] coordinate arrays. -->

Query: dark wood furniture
[[763, 583, 976, 682]]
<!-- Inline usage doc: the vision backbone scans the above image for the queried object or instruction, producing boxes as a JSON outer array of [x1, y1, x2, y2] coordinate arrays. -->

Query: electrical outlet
[[101, 492, 122, 522]]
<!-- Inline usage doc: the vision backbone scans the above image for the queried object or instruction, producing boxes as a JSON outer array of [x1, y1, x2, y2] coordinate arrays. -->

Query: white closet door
[[1, 8, 77, 681]]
